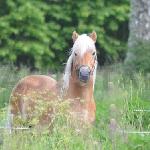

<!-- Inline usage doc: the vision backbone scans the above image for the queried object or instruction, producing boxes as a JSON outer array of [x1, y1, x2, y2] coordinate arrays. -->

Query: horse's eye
[[74, 52, 77, 56], [92, 52, 96, 56]]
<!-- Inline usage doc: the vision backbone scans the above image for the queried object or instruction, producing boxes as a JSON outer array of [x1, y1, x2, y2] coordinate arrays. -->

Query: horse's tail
[[5, 87, 16, 133], [5, 106, 13, 133]]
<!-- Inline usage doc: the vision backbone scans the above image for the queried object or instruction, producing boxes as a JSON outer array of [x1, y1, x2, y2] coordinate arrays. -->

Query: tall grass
[[0, 64, 150, 150]]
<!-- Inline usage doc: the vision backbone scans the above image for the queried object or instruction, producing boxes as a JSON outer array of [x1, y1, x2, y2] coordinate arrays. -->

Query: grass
[[0, 64, 150, 150]]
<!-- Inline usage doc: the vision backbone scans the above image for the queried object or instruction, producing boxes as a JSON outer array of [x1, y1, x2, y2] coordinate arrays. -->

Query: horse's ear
[[89, 31, 97, 43], [72, 31, 79, 43]]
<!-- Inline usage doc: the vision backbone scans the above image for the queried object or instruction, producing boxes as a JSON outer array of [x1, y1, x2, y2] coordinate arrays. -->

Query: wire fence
[[0, 106, 149, 134], [133, 109, 150, 112], [109, 105, 150, 136], [0, 127, 29, 130]]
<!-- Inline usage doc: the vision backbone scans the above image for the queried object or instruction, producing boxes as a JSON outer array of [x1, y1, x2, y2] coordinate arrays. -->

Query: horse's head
[[71, 31, 97, 86]]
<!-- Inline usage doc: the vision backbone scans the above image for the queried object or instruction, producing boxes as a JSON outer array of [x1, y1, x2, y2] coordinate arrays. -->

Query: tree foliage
[[0, 0, 129, 70], [125, 40, 150, 73]]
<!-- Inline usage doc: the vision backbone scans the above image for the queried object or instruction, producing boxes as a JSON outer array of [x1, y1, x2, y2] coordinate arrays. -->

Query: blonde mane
[[63, 34, 97, 91]]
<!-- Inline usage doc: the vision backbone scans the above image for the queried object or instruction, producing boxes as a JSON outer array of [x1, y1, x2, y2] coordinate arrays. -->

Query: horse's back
[[16, 75, 56, 93]]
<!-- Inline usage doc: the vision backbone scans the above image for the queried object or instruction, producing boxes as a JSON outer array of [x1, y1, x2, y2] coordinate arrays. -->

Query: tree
[[125, 0, 150, 73], [0, 0, 129, 70]]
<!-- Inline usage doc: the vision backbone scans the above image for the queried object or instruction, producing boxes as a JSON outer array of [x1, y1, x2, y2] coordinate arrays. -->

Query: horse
[[8, 31, 97, 129], [63, 31, 97, 123]]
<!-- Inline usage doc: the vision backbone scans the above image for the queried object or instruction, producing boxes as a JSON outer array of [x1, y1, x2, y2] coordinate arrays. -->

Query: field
[[0, 64, 150, 150]]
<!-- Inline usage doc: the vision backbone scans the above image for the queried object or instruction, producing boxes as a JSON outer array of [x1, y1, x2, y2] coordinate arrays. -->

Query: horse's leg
[[18, 97, 27, 120], [87, 100, 96, 123], [8, 95, 24, 129]]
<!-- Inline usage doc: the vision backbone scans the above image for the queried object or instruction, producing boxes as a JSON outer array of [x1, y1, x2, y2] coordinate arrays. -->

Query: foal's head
[[71, 31, 97, 86]]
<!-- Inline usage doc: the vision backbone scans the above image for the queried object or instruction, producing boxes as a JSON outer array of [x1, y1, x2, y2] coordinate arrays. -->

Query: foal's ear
[[72, 31, 79, 43], [89, 31, 97, 43]]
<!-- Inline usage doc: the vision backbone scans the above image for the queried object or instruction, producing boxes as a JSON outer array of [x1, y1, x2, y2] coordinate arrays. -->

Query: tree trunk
[[125, 0, 150, 72]]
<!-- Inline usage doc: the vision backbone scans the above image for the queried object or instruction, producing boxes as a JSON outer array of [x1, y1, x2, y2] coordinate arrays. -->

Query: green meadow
[[0, 65, 150, 150]]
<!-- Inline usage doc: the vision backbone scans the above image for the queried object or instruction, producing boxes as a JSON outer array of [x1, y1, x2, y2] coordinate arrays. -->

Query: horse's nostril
[[78, 66, 90, 82], [79, 74, 89, 82]]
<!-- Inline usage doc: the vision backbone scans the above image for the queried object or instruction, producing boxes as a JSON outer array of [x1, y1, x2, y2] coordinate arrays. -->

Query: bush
[[0, 0, 129, 70], [125, 40, 150, 73]]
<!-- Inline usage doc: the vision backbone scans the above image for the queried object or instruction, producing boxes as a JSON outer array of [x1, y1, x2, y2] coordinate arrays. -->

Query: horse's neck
[[64, 77, 96, 123], [67, 78, 94, 102]]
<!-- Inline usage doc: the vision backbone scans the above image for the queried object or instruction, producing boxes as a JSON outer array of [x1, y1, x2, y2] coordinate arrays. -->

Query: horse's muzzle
[[77, 66, 91, 83]]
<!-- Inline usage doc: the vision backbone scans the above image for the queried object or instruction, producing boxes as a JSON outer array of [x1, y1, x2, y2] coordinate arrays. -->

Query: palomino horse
[[8, 31, 97, 128]]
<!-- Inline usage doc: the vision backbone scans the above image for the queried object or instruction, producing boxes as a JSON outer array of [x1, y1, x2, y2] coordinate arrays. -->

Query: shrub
[[125, 40, 150, 73], [0, 0, 129, 70]]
